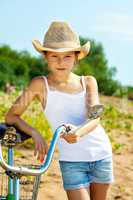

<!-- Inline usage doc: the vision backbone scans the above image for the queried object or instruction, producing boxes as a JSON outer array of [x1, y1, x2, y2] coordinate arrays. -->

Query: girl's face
[[43, 51, 77, 74]]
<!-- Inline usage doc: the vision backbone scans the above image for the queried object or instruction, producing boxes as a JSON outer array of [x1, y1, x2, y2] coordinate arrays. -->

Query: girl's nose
[[58, 57, 64, 64]]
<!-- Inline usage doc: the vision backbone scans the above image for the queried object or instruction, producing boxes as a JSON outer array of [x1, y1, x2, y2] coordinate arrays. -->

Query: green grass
[[101, 104, 133, 153], [102, 104, 133, 132]]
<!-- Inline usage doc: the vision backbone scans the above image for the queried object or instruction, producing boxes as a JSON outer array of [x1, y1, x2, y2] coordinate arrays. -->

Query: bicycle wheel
[[19, 165, 41, 200], [0, 167, 8, 199]]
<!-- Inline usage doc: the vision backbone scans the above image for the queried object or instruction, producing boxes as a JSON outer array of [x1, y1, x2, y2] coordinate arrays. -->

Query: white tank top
[[43, 76, 112, 161]]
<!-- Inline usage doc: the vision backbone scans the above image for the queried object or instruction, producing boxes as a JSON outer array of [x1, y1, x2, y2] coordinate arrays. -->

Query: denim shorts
[[59, 156, 114, 190]]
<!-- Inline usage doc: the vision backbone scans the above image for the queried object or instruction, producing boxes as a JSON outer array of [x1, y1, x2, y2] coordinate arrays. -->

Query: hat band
[[43, 41, 81, 49]]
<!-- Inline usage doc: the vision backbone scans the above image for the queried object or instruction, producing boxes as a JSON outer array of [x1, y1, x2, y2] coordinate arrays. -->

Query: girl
[[5, 21, 114, 200]]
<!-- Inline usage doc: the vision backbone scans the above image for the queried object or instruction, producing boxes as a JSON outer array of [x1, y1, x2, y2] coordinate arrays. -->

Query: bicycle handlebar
[[0, 126, 64, 176]]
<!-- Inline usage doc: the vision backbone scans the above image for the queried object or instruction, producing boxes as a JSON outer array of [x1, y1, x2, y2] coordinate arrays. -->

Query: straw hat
[[32, 21, 90, 60]]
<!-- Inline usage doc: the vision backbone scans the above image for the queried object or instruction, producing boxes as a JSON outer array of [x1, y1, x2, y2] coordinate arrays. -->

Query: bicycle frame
[[0, 125, 64, 200], [8, 147, 14, 200]]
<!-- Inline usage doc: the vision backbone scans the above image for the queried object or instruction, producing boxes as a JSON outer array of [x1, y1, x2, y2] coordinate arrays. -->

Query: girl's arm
[[5, 76, 48, 162], [76, 75, 101, 137]]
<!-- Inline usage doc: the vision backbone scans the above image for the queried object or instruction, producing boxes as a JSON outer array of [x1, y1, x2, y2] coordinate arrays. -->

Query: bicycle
[[0, 123, 64, 200], [0, 104, 104, 200]]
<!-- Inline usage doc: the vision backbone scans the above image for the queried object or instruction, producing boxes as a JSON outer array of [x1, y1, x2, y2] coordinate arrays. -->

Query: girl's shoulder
[[29, 75, 45, 83], [27, 75, 47, 99], [28, 76, 47, 108], [29, 75, 46, 89], [84, 75, 98, 87]]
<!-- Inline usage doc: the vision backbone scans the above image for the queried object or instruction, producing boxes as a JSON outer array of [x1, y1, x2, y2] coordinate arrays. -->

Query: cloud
[[92, 13, 133, 42]]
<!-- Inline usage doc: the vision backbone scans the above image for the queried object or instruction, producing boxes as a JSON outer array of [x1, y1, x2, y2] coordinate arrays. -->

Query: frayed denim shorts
[[59, 156, 114, 190]]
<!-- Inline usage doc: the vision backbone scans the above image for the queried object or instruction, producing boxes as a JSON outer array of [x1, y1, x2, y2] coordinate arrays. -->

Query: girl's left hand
[[60, 123, 80, 143]]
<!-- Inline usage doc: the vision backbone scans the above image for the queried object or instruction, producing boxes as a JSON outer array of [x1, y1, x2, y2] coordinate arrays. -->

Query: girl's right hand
[[60, 123, 80, 143], [31, 131, 49, 163]]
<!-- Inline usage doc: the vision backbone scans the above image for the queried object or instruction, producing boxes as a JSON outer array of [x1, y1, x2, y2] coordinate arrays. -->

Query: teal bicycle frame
[[0, 125, 64, 200]]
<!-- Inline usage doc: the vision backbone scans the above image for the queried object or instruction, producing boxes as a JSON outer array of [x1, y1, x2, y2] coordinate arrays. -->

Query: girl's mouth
[[56, 68, 66, 70]]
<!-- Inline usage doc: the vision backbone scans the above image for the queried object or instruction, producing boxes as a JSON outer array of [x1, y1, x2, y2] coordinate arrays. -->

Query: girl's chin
[[55, 69, 68, 73]]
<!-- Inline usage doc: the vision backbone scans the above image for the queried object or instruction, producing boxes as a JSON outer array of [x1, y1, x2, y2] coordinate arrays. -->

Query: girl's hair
[[75, 51, 80, 65]]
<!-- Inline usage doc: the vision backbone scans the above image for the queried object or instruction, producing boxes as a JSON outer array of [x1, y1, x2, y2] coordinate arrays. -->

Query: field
[[0, 91, 133, 199]]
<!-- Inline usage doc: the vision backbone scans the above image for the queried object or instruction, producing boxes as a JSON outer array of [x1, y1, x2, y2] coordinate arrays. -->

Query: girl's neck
[[47, 72, 74, 85]]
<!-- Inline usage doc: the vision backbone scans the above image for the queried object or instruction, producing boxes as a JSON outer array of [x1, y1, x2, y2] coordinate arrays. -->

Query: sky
[[0, 0, 133, 86]]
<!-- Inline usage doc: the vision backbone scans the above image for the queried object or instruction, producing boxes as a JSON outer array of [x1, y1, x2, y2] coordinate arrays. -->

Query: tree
[[74, 37, 121, 95]]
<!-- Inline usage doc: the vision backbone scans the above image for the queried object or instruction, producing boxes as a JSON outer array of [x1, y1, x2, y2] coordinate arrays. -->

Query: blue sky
[[0, 0, 133, 86]]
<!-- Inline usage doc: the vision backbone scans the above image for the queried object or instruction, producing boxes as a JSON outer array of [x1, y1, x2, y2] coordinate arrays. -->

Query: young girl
[[5, 21, 114, 200]]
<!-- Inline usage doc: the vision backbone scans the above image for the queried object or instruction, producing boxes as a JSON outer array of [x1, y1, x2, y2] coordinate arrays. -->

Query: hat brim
[[32, 39, 90, 60]]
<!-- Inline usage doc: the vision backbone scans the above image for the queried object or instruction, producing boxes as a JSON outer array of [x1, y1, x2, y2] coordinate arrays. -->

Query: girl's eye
[[65, 56, 71, 58], [51, 55, 57, 58]]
